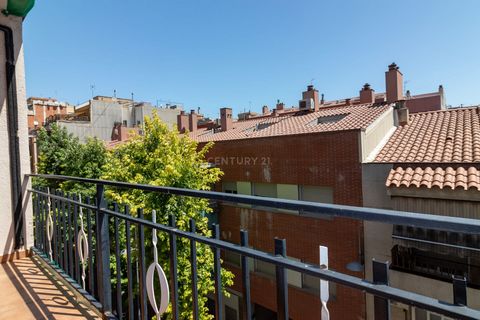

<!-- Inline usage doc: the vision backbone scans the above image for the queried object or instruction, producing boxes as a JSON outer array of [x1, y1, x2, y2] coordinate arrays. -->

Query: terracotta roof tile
[[386, 166, 480, 191], [375, 107, 480, 163], [190, 103, 393, 142]]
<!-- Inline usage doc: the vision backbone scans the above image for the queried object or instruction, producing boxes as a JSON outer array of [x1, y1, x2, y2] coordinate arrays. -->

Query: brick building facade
[[182, 63, 445, 319]]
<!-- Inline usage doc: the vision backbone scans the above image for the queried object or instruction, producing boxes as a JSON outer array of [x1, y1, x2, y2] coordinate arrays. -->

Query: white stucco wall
[[0, 13, 32, 257], [59, 101, 182, 142]]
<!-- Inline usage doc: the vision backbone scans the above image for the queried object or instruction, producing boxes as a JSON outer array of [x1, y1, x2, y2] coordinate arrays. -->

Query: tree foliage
[[36, 123, 107, 195], [102, 114, 233, 319]]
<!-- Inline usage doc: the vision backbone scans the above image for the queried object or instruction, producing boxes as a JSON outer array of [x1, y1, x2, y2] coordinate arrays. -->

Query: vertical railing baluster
[[137, 209, 147, 320], [73, 194, 79, 282], [40, 190, 45, 252], [275, 238, 288, 320], [68, 194, 74, 277], [213, 224, 223, 320], [95, 183, 112, 314], [168, 215, 179, 320], [52, 190, 57, 263], [87, 196, 95, 295], [57, 190, 63, 268], [189, 219, 199, 320], [62, 191, 68, 270], [114, 203, 123, 320], [125, 205, 134, 320], [54, 190, 60, 264], [453, 276, 467, 306], [240, 230, 252, 320], [372, 260, 390, 320], [34, 192, 39, 248]]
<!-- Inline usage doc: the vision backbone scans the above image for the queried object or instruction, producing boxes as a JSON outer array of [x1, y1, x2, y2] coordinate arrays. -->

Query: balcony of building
[[1, 174, 480, 320]]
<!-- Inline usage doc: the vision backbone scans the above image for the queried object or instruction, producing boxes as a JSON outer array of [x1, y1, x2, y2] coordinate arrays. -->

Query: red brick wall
[[202, 130, 366, 319], [29, 104, 68, 130], [406, 95, 442, 113]]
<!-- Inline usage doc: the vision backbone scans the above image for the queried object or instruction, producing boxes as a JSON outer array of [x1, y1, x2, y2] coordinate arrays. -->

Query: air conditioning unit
[[299, 98, 314, 110]]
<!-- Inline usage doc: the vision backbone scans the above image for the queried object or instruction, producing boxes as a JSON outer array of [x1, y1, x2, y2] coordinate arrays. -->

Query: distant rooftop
[[189, 102, 393, 142]]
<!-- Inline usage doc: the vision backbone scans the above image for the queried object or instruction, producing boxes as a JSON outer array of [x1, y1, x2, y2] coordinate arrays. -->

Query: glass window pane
[[253, 183, 277, 197]]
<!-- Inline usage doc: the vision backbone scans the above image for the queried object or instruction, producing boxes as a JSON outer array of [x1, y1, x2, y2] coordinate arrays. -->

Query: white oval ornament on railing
[[146, 210, 170, 317], [46, 188, 54, 261], [77, 194, 89, 290]]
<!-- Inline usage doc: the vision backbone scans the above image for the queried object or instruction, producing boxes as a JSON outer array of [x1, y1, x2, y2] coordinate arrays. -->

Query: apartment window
[[277, 184, 299, 214], [224, 251, 241, 267], [415, 308, 453, 320], [254, 256, 302, 288], [255, 259, 275, 277], [222, 181, 237, 194], [236, 181, 251, 195], [277, 184, 298, 200], [302, 273, 337, 300], [299, 185, 333, 203], [252, 182, 276, 197]]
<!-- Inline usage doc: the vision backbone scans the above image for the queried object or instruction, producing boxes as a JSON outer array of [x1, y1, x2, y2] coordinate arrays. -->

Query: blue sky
[[24, 0, 480, 119]]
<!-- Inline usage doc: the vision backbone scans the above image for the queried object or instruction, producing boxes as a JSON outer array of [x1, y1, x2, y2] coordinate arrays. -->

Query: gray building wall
[[59, 100, 182, 142]]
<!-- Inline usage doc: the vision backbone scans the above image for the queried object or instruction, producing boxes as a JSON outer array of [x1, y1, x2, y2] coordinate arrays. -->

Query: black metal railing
[[27, 174, 480, 320]]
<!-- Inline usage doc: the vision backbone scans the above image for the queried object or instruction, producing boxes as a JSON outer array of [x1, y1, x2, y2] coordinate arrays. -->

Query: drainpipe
[[0, 24, 23, 249]]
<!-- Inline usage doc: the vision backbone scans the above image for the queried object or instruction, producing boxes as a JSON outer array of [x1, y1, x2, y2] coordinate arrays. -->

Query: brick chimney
[[177, 111, 189, 133], [302, 85, 320, 111], [396, 100, 410, 126], [220, 107, 233, 131], [385, 63, 404, 103], [262, 105, 269, 115], [188, 109, 197, 132], [359, 83, 375, 104], [276, 100, 285, 112]]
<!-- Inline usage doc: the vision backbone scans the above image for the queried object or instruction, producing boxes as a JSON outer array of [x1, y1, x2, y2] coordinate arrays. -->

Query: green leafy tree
[[36, 123, 107, 195], [103, 114, 233, 319]]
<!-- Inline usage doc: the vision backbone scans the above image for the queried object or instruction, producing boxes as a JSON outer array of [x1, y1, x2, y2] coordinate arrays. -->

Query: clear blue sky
[[24, 0, 480, 119]]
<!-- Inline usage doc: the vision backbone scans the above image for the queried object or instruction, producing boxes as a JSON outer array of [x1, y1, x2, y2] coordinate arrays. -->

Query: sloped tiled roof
[[190, 103, 393, 142], [386, 166, 480, 191], [375, 107, 480, 163]]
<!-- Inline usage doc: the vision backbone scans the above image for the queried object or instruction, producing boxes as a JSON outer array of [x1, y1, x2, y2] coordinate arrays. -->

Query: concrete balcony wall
[[0, 13, 32, 259]]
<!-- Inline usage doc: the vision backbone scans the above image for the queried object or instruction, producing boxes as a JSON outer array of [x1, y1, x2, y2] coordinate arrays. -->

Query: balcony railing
[[27, 174, 480, 320]]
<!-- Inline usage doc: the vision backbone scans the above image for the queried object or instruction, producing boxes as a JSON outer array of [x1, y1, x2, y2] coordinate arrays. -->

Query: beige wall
[[0, 14, 32, 257], [361, 107, 395, 162]]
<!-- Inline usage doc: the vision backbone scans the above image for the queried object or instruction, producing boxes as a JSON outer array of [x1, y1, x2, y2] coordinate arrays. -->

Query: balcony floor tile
[[0, 256, 100, 319]]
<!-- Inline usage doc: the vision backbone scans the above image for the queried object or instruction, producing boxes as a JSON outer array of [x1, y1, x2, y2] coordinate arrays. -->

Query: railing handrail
[[27, 173, 480, 234]]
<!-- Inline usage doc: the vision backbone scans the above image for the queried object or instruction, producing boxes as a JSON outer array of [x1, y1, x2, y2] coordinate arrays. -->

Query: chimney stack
[[177, 110, 189, 133], [396, 101, 410, 126], [220, 107, 233, 131], [262, 105, 269, 115], [302, 85, 320, 111], [276, 99, 285, 112], [385, 63, 404, 103], [359, 83, 375, 104], [188, 109, 197, 132]]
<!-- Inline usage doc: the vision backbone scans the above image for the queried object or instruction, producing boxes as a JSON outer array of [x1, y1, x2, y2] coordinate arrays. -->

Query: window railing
[[27, 174, 480, 320]]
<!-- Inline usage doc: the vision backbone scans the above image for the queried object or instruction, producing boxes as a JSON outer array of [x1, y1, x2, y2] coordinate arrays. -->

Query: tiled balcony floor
[[0, 256, 100, 320]]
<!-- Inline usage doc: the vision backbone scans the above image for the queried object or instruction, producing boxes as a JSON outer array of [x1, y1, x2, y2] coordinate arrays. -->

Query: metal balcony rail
[[27, 174, 480, 320]]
